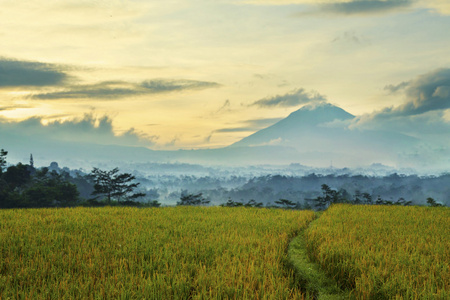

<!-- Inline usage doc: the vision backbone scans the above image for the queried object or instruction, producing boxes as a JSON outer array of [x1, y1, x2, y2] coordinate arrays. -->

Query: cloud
[[248, 137, 283, 147], [239, 0, 309, 4], [332, 31, 370, 45], [141, 79, 220, 92], [399, 68, 450, 115], [217, 99, 231, 113], [0, 114, 155, 147], [241, 0, 450, 15], [246, 117, 283, 127], [422, 0, 450, 15], [1, 57, 220, 100], [204, 134, 213, 143], [319, 0, 413, 15], [241, 0, 414, 14], [384, 81, 410, 94], [359, 68, 450, 122], [354, 110, 450, 144], [0, 105, 33, 111], [351, 68, 450, 144], [215, 127, 254, 133], [164, 136, 180, 148], [32, 79, 221, 100], [32, 81, 139, 100], [0, 58, 68, 87], [214, 117, 282, 133], [250, 88, 327, 108]]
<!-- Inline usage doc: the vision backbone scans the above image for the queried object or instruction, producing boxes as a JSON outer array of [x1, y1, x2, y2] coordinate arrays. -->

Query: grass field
[[305, 204, 450, 299], [2, 205, 449, 299], [0, 206, 315, 299]]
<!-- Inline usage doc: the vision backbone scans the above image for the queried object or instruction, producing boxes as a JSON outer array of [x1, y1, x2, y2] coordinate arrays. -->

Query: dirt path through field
[[287, 215, 351, 299]]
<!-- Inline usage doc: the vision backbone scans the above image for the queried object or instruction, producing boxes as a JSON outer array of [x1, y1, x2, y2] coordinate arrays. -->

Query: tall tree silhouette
[[90, 167, 145, 203], [0, 149, 7, 174]]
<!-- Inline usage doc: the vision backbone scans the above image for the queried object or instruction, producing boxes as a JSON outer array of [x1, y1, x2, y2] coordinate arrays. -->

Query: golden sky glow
[[1, 0, 450, 149]]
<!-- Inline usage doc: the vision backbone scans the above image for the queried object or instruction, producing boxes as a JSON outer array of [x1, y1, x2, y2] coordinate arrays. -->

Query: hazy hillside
[[230, 103, 420, 167], [2, 102, 446, 172]]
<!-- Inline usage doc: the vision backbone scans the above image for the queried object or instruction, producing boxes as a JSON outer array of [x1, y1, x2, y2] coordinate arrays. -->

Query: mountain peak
[[230, 102, 355, 148], [285, 102, 355, 125]]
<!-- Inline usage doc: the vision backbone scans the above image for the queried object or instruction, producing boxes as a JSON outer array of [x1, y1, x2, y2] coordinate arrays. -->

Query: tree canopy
[[0, 150, 79, 208], [90, 167, 145, 203]]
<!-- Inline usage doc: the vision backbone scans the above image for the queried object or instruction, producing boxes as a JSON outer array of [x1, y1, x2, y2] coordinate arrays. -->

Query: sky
[[0, 0, 449, 151]]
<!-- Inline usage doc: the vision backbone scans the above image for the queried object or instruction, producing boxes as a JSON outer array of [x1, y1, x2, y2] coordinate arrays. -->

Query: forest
[[1, 148, 448, 209]]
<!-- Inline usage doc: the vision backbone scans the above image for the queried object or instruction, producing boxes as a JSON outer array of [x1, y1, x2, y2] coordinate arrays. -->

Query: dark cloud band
[[0, 58, 67, 87], [320, 0, 413, 15], [32, 79, 221, 100], [141, 79, 220, 92], [384, 81, 410, 94], [352, 68, 450, 139], [401, 68, 450, 115]]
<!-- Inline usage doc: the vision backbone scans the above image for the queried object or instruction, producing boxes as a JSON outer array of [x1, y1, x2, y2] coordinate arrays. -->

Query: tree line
[[0, 148, 445, 210], [0, 149, 151, 209], [175, 184, 445, 210]]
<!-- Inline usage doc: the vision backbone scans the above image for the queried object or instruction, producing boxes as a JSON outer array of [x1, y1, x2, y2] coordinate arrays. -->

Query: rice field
[[0, 206, 315, 299], [2, 204, 448, 299], [305, 204, 450, 299]]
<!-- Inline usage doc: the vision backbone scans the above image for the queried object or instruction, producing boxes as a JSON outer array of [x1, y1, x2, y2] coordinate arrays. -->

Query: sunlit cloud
[[214, 117, 282, 133], [31, 79, 221, 100], [141, 79, 220, 93], [0, 114, 155, 147], [423, 0, 450, 15], [250, 89, 327, 108], [0, 105, 33, 111], [215, 127, 255, 133], [1, 0, 449, 154]]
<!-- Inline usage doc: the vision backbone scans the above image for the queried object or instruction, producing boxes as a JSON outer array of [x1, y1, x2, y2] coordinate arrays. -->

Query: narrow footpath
[[287, 216, 352, 300]]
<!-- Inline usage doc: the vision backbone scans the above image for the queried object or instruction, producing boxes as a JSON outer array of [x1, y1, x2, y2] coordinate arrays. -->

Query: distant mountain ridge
[[229, 103, 419, 166], [3, 102, 447, 171], [230, 103, 356, 148]]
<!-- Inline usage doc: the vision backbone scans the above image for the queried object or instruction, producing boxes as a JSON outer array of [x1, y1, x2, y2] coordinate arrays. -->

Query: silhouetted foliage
[[426, 197, 443, 207], [244, 199, 263, 208], [354, 190, 362, 204], [221, 198, 244, 207], [90, 167, 145, 203], [147, 200, 161, 207], [0, 149, 79, 208], [0, 149, 7, 174], [275, 198, 296, 209], [395, 197, 412, 206], [310, 184, 347, 210], [1, 146, 448, 210], [220, 198, 263, 208], [177, 192, 210, 206], [4, 163, 31, 190], [23, 168, 79, 207], [362, 193, 372, 204]]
